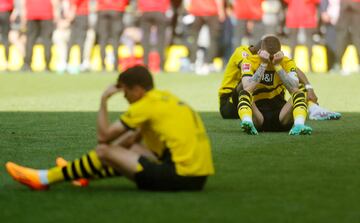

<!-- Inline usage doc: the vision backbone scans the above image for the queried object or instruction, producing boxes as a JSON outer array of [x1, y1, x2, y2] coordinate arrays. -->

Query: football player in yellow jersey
[[236, 35, 312, 135], [219, 41, 341, 121], [6, 66, 214, 191]]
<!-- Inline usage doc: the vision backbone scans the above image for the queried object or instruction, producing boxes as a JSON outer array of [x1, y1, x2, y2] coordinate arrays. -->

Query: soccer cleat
[[56, 157, 89, 187], [309, 107, 342, 121], [289, 124, 312, 135], [5, 162, 48, 190], [240, 121, 258, 135]]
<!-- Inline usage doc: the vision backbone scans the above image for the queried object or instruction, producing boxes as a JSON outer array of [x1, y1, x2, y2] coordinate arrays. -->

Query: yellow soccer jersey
[[240, 55, 297, 102], [120, 89, 214, 177], [218, 46, 254, 98]]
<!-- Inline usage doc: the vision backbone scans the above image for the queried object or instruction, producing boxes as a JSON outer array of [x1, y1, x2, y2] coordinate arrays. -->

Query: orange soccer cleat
[[55, 157, 89, 187], [6, 162, 49, 190]]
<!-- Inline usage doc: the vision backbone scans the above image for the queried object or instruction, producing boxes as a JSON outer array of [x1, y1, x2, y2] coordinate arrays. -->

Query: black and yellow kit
[[219, 46, 254, 119], [240, 55, 298, 131], [120, 89, 214, 190]]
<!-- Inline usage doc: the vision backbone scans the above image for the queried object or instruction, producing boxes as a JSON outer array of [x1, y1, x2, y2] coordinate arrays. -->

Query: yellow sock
[[292, 91, 308, 125], [238, 90, 253, 122]]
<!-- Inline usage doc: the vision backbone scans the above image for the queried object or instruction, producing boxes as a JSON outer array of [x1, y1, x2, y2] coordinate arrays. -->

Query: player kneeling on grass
[[6, 66, 215, 191], [237, 35, 312, 135]]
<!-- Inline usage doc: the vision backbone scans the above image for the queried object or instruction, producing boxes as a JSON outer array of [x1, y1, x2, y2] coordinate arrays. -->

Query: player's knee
[[96, 144, 111, 162]]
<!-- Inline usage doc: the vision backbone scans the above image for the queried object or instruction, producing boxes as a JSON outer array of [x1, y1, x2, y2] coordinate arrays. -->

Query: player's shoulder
[[281, 55, 294, 63], [145, 89, 180, 103], [233, 45, 253, 59], [280, 55, 297, 67], [241, 54, 260, 74], [242, 53, 260, 64]]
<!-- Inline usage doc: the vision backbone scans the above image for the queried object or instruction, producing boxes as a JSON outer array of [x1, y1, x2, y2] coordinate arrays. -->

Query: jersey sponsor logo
[[261, 71, 275, 86], [242, 63, 251, 72]]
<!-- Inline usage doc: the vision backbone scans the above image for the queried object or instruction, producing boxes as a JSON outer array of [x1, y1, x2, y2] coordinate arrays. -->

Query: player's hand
[[307, 88, 318, 104], [258, 50, 270, 64], [272, 51, 284, 65], [102, 84, 122, 100]]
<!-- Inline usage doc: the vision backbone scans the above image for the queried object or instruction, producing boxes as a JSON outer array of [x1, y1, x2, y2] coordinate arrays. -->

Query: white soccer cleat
[[309, 106, 341, 121]]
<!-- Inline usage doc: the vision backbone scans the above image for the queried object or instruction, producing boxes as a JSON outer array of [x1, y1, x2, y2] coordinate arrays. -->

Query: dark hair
[[117, 66, 154, 90], [252, 40, 262, 53], [261, 35, 281, 55]]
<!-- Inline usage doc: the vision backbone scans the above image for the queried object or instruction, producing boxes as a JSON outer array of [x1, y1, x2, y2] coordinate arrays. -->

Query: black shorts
[[219, 91, 239, 119], [256, 96, 292, 132], [134, 150, 207, 191]]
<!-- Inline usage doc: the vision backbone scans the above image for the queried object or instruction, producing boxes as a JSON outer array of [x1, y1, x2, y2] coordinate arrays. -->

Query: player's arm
[[296, 68, 318, 103], [97, 85, 128, 144], [66, 0, 77, 22], [51, 0, 60, 23], [20, 0, 26, 26], [242, 50, 270, 93], [272, 51, 299, 94], [215, 0, 225, 22]]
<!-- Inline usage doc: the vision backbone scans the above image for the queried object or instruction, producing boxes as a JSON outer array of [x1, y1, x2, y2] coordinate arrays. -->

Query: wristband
[[274, 65, 282, 72], [305, 84, 313, 90]]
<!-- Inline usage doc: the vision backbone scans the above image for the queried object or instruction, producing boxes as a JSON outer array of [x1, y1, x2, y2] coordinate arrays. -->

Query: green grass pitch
[[1, 72, 360, 222]]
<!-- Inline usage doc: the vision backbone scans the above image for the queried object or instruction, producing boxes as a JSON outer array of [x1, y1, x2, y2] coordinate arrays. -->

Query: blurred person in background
[[0, 0, 13, 71], [137, 0, 171, 72], [97, 0, 129, 72], [231, 0, 264, 48], [21, 0, 59, 72], [63, 0, 89, 74], [53, 0, 71, 73], [262, 0, 284, 35], [8, 0, 26, 62], [186, 0, 225, 75], [334, 0, 360, 74], [320, 0, 339, 72], [218, 0, 233, 66], [284, 0, 320, 73]]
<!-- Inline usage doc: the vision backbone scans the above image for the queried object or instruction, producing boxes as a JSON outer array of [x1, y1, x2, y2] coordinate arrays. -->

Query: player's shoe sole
[[56, 157, 89, 187], [240, 121, 258, 135], [5, 162, 48, 190], [289, 124, 312, 135]]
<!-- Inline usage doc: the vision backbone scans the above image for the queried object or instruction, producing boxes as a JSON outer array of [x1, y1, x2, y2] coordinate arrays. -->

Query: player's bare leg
[[251, 103, 264, 129], [96, 144, 144, 180], [279, 100, 294, 126]]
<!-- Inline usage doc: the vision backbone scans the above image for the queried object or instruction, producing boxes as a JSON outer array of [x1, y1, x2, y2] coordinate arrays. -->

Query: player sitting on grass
[[236, 35, 312, 135], [6, 66, 215, 191], [219, 41, 341, 121]]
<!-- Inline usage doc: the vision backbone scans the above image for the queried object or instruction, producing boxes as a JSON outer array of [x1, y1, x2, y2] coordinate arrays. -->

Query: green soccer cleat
[[240, 121, 258, 135], [289, 124, 312, 135], [328, 112, 342, 120]]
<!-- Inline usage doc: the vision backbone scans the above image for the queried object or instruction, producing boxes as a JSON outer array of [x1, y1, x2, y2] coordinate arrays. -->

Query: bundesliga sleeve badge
[[242, 63, 251, 72]]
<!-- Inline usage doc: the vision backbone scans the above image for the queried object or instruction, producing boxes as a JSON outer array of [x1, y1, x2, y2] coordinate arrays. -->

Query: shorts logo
[[261, 71, 274, 86], [242, 63, 251, 72]]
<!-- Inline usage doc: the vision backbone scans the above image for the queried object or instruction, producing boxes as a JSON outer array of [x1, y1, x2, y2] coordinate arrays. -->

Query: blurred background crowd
[[0, 0, 359, 75]]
